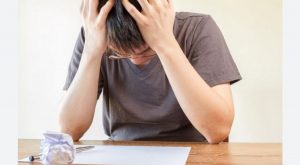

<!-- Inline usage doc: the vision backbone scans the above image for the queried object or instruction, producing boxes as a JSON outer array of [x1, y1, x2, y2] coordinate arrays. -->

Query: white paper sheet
[[19, 145, 191, 165]]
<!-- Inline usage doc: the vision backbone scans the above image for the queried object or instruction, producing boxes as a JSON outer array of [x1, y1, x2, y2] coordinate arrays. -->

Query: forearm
[[156, 38, 233, 143], [58, 51, 103, 141], [58, 0, 114, 141]]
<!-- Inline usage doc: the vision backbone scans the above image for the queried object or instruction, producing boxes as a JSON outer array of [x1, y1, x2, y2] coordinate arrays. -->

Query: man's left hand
[[122, 0, 176, 52]]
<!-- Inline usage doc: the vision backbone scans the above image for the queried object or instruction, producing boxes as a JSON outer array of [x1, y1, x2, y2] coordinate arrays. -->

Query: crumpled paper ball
[[40, 131, 75, 165]]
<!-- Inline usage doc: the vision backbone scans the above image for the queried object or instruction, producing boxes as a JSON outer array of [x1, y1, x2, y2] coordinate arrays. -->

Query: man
[[59, 0, 241, 143]]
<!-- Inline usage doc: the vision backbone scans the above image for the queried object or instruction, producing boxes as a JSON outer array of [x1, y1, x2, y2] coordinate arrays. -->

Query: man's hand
[[58, 0, 114, 141], [123, 0, 235, 144], [81, 0, 114, 58], [122, 0, 176, 52]]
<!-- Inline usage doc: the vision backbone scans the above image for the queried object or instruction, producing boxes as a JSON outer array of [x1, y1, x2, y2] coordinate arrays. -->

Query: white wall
[[1, 0, 18, 163], [19, 0, 282, 142], [283, 0, 300, 163]]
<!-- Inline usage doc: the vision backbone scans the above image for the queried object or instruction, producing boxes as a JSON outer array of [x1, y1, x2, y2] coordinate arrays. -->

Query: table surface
[[18, 139, 282, 165]]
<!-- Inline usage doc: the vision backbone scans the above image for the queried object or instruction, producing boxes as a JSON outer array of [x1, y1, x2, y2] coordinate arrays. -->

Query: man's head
[[98, 0, 145, 54]]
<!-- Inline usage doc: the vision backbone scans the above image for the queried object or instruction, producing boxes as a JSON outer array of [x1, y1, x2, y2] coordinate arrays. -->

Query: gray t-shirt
[[63, 12, 242, 142]]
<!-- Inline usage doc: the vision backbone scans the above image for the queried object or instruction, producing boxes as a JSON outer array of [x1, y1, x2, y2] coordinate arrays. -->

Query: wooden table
[[18, 139, 282, 165]]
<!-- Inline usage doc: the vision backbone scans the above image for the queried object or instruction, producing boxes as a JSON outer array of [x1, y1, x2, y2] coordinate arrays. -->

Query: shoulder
[[175, 12, 212, 26], [173, 12, 217, 53], [173, 12, 214, 38], [175, 12, 209, 20]]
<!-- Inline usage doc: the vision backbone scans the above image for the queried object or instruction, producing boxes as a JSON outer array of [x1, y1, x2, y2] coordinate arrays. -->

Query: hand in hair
[[121, 0, 176, 52], [80, 0, 115, 58]]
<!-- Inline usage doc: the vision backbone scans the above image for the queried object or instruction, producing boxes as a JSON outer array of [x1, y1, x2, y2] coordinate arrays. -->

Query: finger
[[97, 0, 115, 24], [80, 0, 84, 14], [82, 0, 89, 17], [162, 0, 168, 6], [88, 0, 99, 17], [137, 0, 151, 12], [122, 0, 145, 22], [167, 0, 174, 8], [149, 0, 170, 11], [148, 0, 163, 7]]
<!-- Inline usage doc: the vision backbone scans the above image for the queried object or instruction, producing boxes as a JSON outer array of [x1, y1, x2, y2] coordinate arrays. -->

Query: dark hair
[[98, 0, 144, 53]]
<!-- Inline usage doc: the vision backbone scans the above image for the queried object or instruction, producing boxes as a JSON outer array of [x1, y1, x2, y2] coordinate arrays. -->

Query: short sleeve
[[63, 27, 104, 98], [189, 15, 242, 87]]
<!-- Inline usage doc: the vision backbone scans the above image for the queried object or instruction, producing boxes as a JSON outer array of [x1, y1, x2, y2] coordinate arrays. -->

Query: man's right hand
[[80, 0, 114, 58], [58, 0, 114, 141]]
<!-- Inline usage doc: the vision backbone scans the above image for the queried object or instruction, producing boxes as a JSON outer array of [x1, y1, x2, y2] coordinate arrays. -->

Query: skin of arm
[[58, 0, 115, 141], [122, 0, 235, 143]]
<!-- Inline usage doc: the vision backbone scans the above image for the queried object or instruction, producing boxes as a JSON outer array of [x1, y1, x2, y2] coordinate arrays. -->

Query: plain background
[[2, 0, 298, 165], [283, 0, 300, 163], [18, 0, 282, 142]]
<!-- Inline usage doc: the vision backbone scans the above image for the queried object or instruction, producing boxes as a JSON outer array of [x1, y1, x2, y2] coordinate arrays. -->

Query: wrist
[[80, 50, 104, 68], [82, 48, 105, 61], [153, 37, 180, 57]]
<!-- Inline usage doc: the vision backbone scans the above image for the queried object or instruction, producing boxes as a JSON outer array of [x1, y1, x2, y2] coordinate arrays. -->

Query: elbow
[[205, 127, 231, 144], [59, 118, 85, 142], [204, 107, 234, 144], [206, 136, 227, 144], [59, 125, 83, 142], [58, 112, 85, 142]]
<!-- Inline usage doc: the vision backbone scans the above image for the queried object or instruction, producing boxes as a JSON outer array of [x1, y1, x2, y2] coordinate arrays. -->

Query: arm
[[122, 0, 236, 143], [58, 0, 114, 141], [154, 40, 234, 144]]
